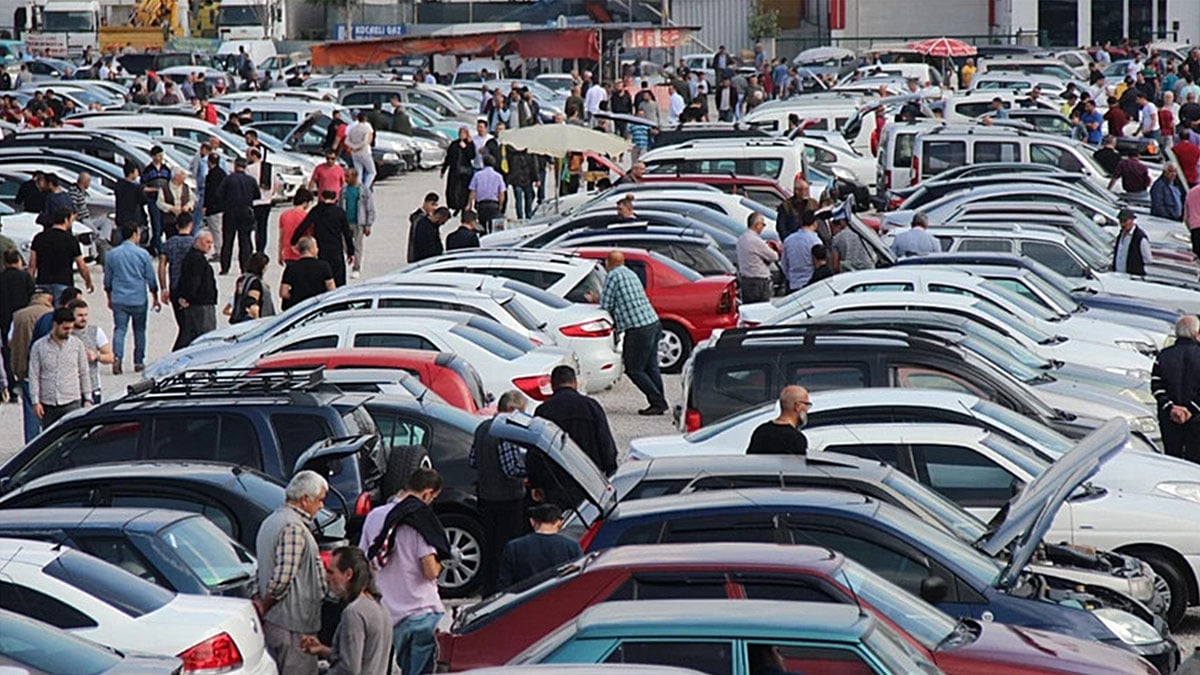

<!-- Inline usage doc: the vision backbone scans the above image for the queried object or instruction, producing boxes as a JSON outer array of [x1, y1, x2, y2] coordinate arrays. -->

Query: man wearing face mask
[[745, 385, 810, 455]]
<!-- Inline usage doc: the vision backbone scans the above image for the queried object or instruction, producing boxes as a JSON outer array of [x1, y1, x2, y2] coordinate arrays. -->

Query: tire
[[1138, 550, 1189, 629], [382, 445, 431, 499], [437, 512, 483, 598], [658, 322, 693, 374]]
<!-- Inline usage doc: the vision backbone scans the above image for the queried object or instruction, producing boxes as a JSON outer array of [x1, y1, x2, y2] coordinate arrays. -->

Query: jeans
[[513, 185, 535, 220], [193, 190, 205, 230], [205, 213, 224, 257], [111, 303, 148, 365], [392, 611, 442, 675], [349, 222, 365, 271], [738, 276, 772, 304], [477, 200, 501, 233], [146, 198, 163, 254], [19, 380, 39, 442], [43, 284, 68, 307], [353, 152, 376, 188], [622, 322, 668, 409]]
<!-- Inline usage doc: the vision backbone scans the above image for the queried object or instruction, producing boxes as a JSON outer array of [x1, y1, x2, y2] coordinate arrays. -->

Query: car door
[[600, 639, 734, 675], [745, 640, 881, 675], [909, 441, 1023, 516]]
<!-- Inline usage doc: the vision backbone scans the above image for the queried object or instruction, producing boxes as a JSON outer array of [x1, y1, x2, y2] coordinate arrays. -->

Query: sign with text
[[623, 28, 690, 49], [24, 32, 68, 57], [334, 24, 409, 41]]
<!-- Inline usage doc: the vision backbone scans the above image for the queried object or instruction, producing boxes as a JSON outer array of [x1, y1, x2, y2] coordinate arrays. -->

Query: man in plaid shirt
[[599, 249, 668, 415]]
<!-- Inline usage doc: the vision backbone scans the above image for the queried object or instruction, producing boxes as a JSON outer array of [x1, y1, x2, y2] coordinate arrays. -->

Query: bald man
[[597, 249, 667, 415], [745, 385, 810, 455]]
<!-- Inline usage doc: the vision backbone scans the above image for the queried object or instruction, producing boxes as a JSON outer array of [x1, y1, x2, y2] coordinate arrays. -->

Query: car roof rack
[[127, 367, 328, 399], [712, 324, 955, 350]]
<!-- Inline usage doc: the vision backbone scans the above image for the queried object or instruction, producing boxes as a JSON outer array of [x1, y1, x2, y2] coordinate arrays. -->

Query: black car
[[0, 508, 257, 597], [0, 461, 347, 551], [272, 113, 406, 177], [0, 130, 154, 173], [0, 369, 385, 530]]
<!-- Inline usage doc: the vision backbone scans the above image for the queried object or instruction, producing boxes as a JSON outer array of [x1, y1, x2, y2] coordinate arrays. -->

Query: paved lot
[[2, 166, 1198, 651]]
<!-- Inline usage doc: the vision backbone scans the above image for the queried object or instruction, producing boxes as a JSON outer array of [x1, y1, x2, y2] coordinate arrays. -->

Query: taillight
[[355, 491, 372, 517], [513, 374, 554, 400], [560, 318, 613, 338], [884, 169, 892, 190], [718, 286, 734, 314], [177, 632, 243, 674], [320, 550, 332, 569], [579, 521, 603, 551], [910, 156, 920, 186], [685, 408, 702, 432]]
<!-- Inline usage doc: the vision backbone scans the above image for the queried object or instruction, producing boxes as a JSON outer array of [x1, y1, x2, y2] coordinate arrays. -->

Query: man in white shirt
[[584, 80, 608, 123], [668, 89, 685, 125], [344, 111, 376, 188], [1138, 91, 1161, 140]]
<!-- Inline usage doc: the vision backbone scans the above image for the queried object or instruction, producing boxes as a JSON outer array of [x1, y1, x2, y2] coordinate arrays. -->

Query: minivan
[[909, 125, 1106, 187], [639, 137, 807, 186]]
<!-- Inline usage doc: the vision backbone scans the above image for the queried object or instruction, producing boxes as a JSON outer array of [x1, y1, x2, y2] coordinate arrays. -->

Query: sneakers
[[112, 362, 122, 375], [351, 270, 361, 279], [638, 406, 668, 416], [134, 364, 145, 373]]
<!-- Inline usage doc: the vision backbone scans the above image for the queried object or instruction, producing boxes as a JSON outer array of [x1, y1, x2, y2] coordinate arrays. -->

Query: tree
[[748, 0, 780, 42]]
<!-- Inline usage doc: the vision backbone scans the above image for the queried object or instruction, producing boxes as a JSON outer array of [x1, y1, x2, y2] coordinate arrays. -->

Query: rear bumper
[[575, 341, 623, 393]]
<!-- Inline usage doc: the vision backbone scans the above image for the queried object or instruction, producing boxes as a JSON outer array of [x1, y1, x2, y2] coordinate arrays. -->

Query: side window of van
[[748, 158, 782, 179], [893, 133, 914, 167], [924, 140, 966, 175], [975, 142, 1019, 164], [1030, 144, 1083, 172]]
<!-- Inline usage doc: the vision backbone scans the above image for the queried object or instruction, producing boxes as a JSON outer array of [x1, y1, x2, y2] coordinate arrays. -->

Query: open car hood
[[487, 412, 616, 524], [977, 419, 1127, 589]]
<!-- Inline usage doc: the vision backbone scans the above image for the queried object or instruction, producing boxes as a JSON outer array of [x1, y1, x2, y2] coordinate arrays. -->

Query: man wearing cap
[[215, 157, 261, 275], [142, 145, 171, 254], [1113, 208, 1152, 276]]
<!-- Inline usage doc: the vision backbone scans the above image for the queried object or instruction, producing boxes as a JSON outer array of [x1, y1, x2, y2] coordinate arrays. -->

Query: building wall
[[832, 0, 991, 46], [669, 0, 750, 55], [1164, 1, 1200, 44]]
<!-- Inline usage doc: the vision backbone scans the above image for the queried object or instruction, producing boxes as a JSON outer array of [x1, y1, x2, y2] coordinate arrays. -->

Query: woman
[[300, 547, 393, 675], [440, 126, 476, 214], [227, 252, 274, 323]]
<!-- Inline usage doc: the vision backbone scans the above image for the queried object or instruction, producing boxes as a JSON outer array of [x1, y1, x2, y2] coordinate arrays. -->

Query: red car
[[253, 348, 489, 414], [437, 543, 1156, 675], [569, 247, 737, 373]]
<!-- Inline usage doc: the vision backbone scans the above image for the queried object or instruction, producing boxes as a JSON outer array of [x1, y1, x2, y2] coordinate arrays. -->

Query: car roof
[[296, 308, 472, 329], [628, 453, 878, 480], [0, 507, 198, 533], [611, 487, 878, 521], [808, 422, 991, 446], [6, 461, 280, 493], [572, 600, 869, 639], [588, 543, 843, 572], [255, 347, 444, 368], [0, 537, 63, 565]]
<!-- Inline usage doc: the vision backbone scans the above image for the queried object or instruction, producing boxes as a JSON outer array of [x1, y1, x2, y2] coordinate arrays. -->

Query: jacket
[[1150, 176, 1183, 220], [1113, 225, 1149, 276], [408, 215, 443, 262], [1152, 339, 1200, 419], [534, 387, 618, 476], [471, 418, 526, 502], [176, 247, 218, 306], [9, 298, 52, 380]]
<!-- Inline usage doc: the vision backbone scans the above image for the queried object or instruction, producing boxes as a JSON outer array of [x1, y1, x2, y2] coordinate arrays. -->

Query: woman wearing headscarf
[[440, 126, 476, 215]]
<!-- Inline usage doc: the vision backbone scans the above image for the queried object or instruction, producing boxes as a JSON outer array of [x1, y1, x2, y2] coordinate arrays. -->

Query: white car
[[385, 271, 623, 392], [0, 538, 275, 674], [220, 310, 577, 403], [399, 249, 608, 305], [3, 211, 98, 263]]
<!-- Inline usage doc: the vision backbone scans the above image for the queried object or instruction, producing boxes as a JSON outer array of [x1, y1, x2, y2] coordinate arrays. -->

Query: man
[[0, 249, 33, 397], [890, 211, 940, 258], [598, 251, 668, 415], [1152, 316, 1200, 461], [389, 94, 413, 135], [142, 146, 171, 253], [667, 87, 685, 125], [28, 306, 89, 427], [1081, 99, 1105, 144], [745, 385, 810, 455], [216, 158, 260, 275], [1186, 177, 1200, 259], [246, 148, 274, 255], [410, 205, 448, 263], [775, 175, 817, 240], [345, 111, 376, 188], [584, 76, 607, 122], [781, 210, 821, 290], [829, 214, 875, 273], [103, 223, 159, 374], [1137, 91, 1161, 139], [30, 207, 92, 300], [158, 217, 195, 349], [1113, 208, 1152, 276], [156, 168, 195, 239], [309, 150, 347, 200], [1104, 96, 1129, 137], [15, 171, 46, 213], [1094, 135, 1123, 175], [445, 209, 481, 251], [497, 504, 583, 589], [960, 58, 976, 89], [1109, 149, 1152, 195], [1176, 127, 1200, 187], [203, 152, 227, 256], [294, 190, 355, 287], [68, 299, 111, 404], [468, 390, 530, 596], [35, 175, 71, 228], [280, 237, 335, 310], [10, 288, 53, 441], [254, 471, 329, 675], [535, 365, 618, 475], [1151, 163, 1184, 220], [736, 212, 778, 304], [471, 119, 493, 170], [468, 156, 506, 234], [361, 468, 448, 675], [66, 173, 93, 227], [409, 192, 439, 229], [174, 231, 217, 348], [188, 142, 212, 230]]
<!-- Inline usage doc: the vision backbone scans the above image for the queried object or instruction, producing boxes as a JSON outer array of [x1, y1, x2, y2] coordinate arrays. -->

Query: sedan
[[0, 609, 182, 674], [0, 538, 275, 674]]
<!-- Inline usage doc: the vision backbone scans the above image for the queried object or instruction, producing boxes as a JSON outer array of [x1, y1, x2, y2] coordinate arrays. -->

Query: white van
[[639, 137, 809, 188], [452, 59, 504, 85], [875, 119, 948, 199], [910, 125, 1108, 188], [744, 98, 870, 153], [839, 62, 944, 88]]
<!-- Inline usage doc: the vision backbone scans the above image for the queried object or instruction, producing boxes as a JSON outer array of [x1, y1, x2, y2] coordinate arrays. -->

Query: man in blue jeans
[[597, 249, 668, 415], [103, 223, 160, 374]]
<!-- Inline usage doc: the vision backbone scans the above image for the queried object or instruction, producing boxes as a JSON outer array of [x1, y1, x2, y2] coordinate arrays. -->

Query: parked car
[[0, 609, 183, 674], [399, 249, 608, 304]]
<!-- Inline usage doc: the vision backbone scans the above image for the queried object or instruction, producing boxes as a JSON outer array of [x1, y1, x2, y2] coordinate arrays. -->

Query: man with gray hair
[[254, 470, 329, 675], [1152, 315, 1200, 462], [890, 211, 940, 258], [469, 389, 530, 596]]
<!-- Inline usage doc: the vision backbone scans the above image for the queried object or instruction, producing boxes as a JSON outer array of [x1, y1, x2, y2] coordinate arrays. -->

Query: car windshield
[[217, 5, 261, 25], [839, 558, 958, 651], [502, 279, 572, 309], [970, 299, 1052, 343], [500, 295, 546, 331], [0, 612, 121, 673], [981, 431, 1049, 477], [454, 557, 591, 631], [648, 251, 703, 282], [978, 279, 1060, 321], [873, 503, 1003, 586], [958, 333, 1043, 384], [161, 517, 257, 588], [686, 404, 772, 442], [861, 621, 944, 674], [450, 323, 526, 360], [1018, 269, 1081, 311], [882, 471, 987, 542], [972, 399, 1069, 461]]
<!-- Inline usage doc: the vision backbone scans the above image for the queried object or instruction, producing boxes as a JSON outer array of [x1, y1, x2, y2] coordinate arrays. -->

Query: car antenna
[[839, 567, 869, 619], [53, 502, 98, 552]]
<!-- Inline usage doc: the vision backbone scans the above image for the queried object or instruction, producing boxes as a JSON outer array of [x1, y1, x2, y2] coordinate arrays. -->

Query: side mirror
[[920, 575, 950, 604], [1093, 214, 1106, 226]]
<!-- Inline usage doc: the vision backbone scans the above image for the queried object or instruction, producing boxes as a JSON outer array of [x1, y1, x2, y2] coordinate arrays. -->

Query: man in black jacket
[[203, 153, 227, 256], [445, 209, 480, 251], [215, 158, 260, 275], [293, 190, 355, 287], [1152, 315, 1200, 462], [1113, 208, 1151, 276], [467, 390, 531, 596], [534, 365, 618, 476], [409, 206, 449, 262], [174, 231, 217, 349]]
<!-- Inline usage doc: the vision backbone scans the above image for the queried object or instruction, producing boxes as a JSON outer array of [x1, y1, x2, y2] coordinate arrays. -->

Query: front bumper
[[1124, 633, 1179, 675]]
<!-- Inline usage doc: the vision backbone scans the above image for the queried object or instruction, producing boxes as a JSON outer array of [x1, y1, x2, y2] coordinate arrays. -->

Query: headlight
[[1092, 608, 1162, 645], [1130, 415, 1158, 434], [1173, 231, 1191, 244], [1118, 387, 1156, 405], [282, 165, 302, 176], [1106, 367, 1151, 381], [382, 152, 401, 162], [1127, 574, 1155, 603], [1113, 339, 1156, 355], [1156, 481, 1200, 503]]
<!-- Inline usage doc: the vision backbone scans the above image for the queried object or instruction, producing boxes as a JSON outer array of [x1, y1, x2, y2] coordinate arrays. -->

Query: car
[[0, 538, 276, 674], [555, 226, 737, 277], [400, 249, 608, 304], [0, 508, 257, 598], [0, 129, 155, 176], [508, 599, 942, 673], [630, 174, 791, 211], [0, 608, 183, 674], [568, 247, 738, 373], [0, 461, 347, 552], [0, 369, 385, 524], [254, 348, 489, 413], [551, 186, 779, 238], [581, 423, 1180, 673], [638, 137, 808, 187], [440, 543, 1159, 674]]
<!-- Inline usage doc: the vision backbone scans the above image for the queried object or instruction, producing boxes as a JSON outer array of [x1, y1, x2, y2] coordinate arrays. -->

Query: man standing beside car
[[469, 389, 531, 596], [746, 385, 810, 456], [737, 212, 778, 304], [174, 231, 218, 348], [597, 250, 668, 416], [1151, 315, 1200, 461], [28, 306, 90, 427], [254, 470, 328, 675], [1113, 208, 1152, 276], [536, 365, 617, 476]]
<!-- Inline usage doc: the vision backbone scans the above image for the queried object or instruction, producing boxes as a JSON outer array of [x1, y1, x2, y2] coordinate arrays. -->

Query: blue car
[[583, 421, 1178, 674], [510, 599, 940, 674]]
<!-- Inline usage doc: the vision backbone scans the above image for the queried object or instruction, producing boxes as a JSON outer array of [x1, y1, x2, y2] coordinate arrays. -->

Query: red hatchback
[[569, 247, 738, 373], [437, 543, 1156, 675], [253, 348, 489, 414]]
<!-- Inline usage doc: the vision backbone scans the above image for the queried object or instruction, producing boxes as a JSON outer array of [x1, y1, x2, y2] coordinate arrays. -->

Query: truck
[[216, 0, 284, 41], [19, 0, 100, 58]]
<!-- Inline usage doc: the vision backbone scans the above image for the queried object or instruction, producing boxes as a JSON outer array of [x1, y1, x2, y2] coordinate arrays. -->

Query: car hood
[[140, 341, 244, 381], [946, 619, 1157, 674], [487, 412, 616, 523], [1033, 380, 1151, 429], [977, 419, 1127, 589]]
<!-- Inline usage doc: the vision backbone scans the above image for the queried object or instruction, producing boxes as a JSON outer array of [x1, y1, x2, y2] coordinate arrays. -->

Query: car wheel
[[658, 322, 692, 374], [1138, 550, 1188, 629], [382, 445, 431, 498], [437, 513, 483, 598]]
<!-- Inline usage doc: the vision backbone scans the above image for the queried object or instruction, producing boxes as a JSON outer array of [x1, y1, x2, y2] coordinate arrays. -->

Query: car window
[[1030, 144, 1083, 172], [974, 141, 1019, 163], [285, 299, 372, 333], [566, 268, 606, 304], [739, 579, 839, 602], [44, 549, 174, 617], [748, 158, 783, 178], [607, 573, 729, 600], [0, 580, 97, 629], [893, 133, 915, 167], [788, 527, 930, 594], [10, 421, 142, 486], [923, 140, 966, 175], [374, 413, 430, 449], [915, 443, 1017, 507], [353, 332, 439, 350], [1020, 241, 1085, 278], [378, 298, 489, 319], [476, 266, 564, 290], [449, 324, 525, 360], [148, 415, 261, 468], [0, 610, 119, 672], [624, 260, 649, 287], [73, 536, 166, 586], [988, 277, 1039, 303], [749, 643, 876, 675], [603, 640, 733, 675], [845, 282, 914, 292], [161, 517, 256, 588], [659, 514, 779, 544], [714, 364, 772, 406], [745, 187, 784, 210], [956, 238, 1013, 253], [271, 413, 332, 474], [892, 365, 992, 399], [786, 365, 867, 392], [274, 335, 340, 353], [827, 443, 903, 468]]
